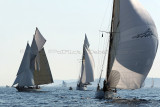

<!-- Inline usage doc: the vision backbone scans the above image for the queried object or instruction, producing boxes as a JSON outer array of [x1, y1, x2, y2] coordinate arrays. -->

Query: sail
[[31, 28, 46, 71], [107, 0, 158, 89], [81, 48, 95, 83], [13, 43, 35, 86], [80, 56, 85, 83], [80, 35, 95, 84], [151, 78, 154, 88], [31, 27, 46, 54], [84, 34, 90, 48], [62, 81, 67, 87], [33, 48, 53, 85]]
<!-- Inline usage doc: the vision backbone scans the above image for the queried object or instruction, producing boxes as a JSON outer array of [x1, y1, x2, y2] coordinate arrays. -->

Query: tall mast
[[106, 0, 115, 81], [80, 45, 85, 83]]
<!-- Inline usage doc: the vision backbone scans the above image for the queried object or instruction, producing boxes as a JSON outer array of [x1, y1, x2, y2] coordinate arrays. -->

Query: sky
[[0, 0, 160, 86]]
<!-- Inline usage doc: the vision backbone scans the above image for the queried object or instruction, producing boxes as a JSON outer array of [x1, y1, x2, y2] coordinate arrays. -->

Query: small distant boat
[[76, 34, 95, 91], [12, 28, 53, 92], [141, 81, 145, 88], [6, 85, 10, 88], [96, 0, 158, 99], [69, 87, 73, 90], [151, 78, 154, 88], [62, 81, 67, 87]]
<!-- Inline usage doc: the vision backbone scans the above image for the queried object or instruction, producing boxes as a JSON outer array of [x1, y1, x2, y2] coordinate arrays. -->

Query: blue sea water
[[1, 86, 160, 107]]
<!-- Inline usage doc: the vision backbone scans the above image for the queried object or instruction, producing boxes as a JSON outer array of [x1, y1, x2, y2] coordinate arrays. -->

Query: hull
[[76, 86, 87, 91], [16, 86, 40, 92], [95, 90, 105, 99], [69, 87, 73, 90], [95, 89, 117, 99], [104, 91, 117, 99]]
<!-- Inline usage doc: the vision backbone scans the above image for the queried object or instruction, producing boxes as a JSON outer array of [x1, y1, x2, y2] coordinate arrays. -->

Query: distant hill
[[47, 78, 160, 88]]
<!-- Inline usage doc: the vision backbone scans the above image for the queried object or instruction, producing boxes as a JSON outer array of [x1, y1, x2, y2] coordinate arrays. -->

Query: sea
[[1, 78, 160, 107]]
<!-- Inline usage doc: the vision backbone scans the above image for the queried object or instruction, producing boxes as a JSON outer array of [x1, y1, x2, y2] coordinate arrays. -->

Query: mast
[[106, 0, 116, 81], [79, 45, 85, 84], [104, 0, 158, 89]]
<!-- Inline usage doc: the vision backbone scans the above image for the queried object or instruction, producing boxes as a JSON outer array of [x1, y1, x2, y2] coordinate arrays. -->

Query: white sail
[[13, 43, 35, 86], [80, 35, 95, 84], [81, 48, 95, 83], [62, 81, 67, 87], [107, 0, 158, 89], [31, 28, 46, 71], [151, 78, 154, 88], [31, 27, 46, 54]]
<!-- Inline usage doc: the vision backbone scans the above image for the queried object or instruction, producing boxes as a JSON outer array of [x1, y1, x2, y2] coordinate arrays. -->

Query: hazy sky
[[0, 0, 159, 86]]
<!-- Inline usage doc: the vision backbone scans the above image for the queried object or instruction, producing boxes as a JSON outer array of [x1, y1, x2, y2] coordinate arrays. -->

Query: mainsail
[[34, 48, 53, 85], [106, 0, 158, 89], [31, 28, 53, 85], [13, 43, 35, 87], [80, 35, 95, 84]]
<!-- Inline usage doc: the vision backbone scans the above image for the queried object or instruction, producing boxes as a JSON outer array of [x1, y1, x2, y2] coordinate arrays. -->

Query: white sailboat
[[96, 0, 158, 99], [151, 78, 154, 88], [13, 28, 53, 92], [76, 34, 95, 90], [62, 81, 67, 87]]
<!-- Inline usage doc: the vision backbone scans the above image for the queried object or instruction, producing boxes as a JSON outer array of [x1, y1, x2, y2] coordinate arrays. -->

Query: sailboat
[[62, 81, 67, 87], [151, 78, 154, 88], [96, 0, 158, 99], [76, 34, 95, 90], [13, 28, 53, 92]]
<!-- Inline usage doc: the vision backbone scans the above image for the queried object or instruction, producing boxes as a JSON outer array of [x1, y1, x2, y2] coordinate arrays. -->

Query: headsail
[[31, 27, 46, 54], [107, 0, 158, 89], [13, 43, 35, 87], [31, 28, 46, 71], [33, 48, 53, 85], [80, 35, 95, 84]]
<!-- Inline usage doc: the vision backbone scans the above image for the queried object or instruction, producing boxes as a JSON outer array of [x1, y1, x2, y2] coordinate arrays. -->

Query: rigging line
[[77, 58, 82, 83], [98, 34, 110, 84], [97, 0, 112, 85], [96, 32, 102, 83], [100, 33, 107, 70], [99, 0, 112, 30], [97, 33, 106, 82], [97, 1, 113, 84]]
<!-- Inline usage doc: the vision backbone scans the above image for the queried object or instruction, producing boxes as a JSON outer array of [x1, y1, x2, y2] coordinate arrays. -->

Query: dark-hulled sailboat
[[96, 0, 158, 99], [13, 28, 53, 92]]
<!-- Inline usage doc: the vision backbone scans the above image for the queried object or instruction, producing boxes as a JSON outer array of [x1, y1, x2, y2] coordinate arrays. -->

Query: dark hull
[[95, 89, 117, 99], [76, 86, 87, 90], [76, 84, 87, 90], [16, 87, 40, 92]]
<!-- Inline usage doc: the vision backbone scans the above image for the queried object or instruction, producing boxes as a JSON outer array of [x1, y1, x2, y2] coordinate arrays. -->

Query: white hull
[[76, 86, 87, 91], [95, 90, 117, 99]]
